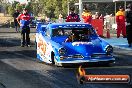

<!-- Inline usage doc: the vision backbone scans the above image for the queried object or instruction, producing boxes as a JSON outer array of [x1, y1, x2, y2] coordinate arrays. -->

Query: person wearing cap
[[82, 7, 92, 24], [116, 6, 126, 38], [65, 7, 80, 22], [125, 4, 132, 47], [17, 8, 31, 47], [13, 9, 20, 32]]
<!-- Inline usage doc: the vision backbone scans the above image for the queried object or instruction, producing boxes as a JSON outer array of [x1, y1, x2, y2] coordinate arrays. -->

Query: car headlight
[[58, 48, 66, 55], [105, 45, 113, 54]]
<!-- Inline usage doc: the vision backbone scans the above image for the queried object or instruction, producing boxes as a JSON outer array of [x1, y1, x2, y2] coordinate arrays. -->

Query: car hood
[[62, 41, 104, 56], [52, 37, 104, 56], [52, 36, 67, 44]]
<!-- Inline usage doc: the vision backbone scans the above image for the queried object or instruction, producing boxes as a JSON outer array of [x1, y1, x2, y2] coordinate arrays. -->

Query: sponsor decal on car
[[72, 42, 93, 46]]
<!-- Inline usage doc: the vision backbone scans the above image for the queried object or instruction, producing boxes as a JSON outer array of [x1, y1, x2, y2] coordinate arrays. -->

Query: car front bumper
[[55, 58, 115, 66]]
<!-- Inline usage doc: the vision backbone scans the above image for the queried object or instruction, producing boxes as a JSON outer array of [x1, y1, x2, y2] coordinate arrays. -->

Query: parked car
[[36, 22, 115, 66]]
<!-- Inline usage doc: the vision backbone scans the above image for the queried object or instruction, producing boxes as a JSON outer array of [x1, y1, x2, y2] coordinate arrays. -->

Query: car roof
[[47, 22, 93, 29]]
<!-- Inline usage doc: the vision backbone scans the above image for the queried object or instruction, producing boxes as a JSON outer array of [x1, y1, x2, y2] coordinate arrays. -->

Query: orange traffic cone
[[106, 29, 110, 38]]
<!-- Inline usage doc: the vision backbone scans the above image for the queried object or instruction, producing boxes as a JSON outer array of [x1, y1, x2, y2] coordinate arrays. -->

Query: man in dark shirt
[[66, 7, 80, 22], [13, 9, 20, 32], [125, 4, 132, 47]]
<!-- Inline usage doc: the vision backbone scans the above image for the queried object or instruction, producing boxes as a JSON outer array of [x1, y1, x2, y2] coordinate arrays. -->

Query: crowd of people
[[64, 5, 132, 47], [13, 4, 132, 47], [115, 4, 132, 47]]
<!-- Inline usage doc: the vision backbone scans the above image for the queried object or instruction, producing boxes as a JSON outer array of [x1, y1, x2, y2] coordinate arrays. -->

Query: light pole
[[124, 0, 126, 10], [67, 0, 73, 15], [79, 0, 83, 22], [67, 1, 70, 15], [113, 0, 117, 23]]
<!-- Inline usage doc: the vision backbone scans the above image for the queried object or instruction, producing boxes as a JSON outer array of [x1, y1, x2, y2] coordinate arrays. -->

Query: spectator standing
[[45, 16, 51, 24], [125, 4, 132, 47], [104, 13, 110, 30], [99, 14, 104, 20], [17, 8, 31, 47], [66, 7, 80, 22], [116, 6, 126, 38], [94, 12, 100, 19], [82, 7, 92, 24], [109, 14, 114, 30], [13, 9, 20, 32], [99, 14, 105, 30], [99, 14, 104, 25], [58, 14, 63, 23]]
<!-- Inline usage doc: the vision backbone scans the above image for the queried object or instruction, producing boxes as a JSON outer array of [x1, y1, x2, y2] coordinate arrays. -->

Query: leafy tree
[[25, 2, 33, 12], [5, 0, 131, 19], [7, 5, 14, 15], [12, 1, 19, 9], [44, 0, 56, 18], [6, 1, 21, 15], [30, 0, 46, 16], [16, 3, 23, 12], [62, 0, 68, 17]]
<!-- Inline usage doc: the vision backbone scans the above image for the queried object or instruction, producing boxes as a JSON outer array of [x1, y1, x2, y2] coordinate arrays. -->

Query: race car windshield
[[52, 28, 97, 42]]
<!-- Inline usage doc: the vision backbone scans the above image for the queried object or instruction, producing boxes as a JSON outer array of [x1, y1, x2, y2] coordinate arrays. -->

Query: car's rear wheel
[[51, 52, 55, 65]]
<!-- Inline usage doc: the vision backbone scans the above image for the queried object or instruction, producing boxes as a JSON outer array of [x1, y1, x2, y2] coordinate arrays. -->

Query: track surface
[[0, 31, 132, 88]]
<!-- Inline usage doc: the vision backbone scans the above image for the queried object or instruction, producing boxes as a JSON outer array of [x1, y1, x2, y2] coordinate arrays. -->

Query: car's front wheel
[[51, 52, 55, 65]]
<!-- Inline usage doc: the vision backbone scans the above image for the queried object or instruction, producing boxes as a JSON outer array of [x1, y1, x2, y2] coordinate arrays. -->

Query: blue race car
[[36, 22, 115, 66]]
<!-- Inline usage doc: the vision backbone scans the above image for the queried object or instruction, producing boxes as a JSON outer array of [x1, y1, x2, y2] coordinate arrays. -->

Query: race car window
[[52, 29, 64, 37], [52, 28, 97, 37], [45, 27, 50, 37], [89, 27, 98, 36]]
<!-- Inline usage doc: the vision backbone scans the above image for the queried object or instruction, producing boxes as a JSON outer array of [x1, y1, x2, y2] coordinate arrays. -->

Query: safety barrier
[[91, 19, 104, 37]]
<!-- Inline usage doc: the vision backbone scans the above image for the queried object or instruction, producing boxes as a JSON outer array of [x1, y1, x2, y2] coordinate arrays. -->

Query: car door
[[36, 25, 47, 61], [40, 27, 54, 63]]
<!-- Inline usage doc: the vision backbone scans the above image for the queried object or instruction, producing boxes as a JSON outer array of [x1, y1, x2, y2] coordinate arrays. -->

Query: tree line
[[1, 0, 131, 19]]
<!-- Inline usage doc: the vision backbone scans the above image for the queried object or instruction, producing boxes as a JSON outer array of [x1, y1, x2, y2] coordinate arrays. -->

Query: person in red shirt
[[66, 7, 80, 22], [17, 8, 31, 47], [116, 6, 126, 38], [82, 7, 92, 24]]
